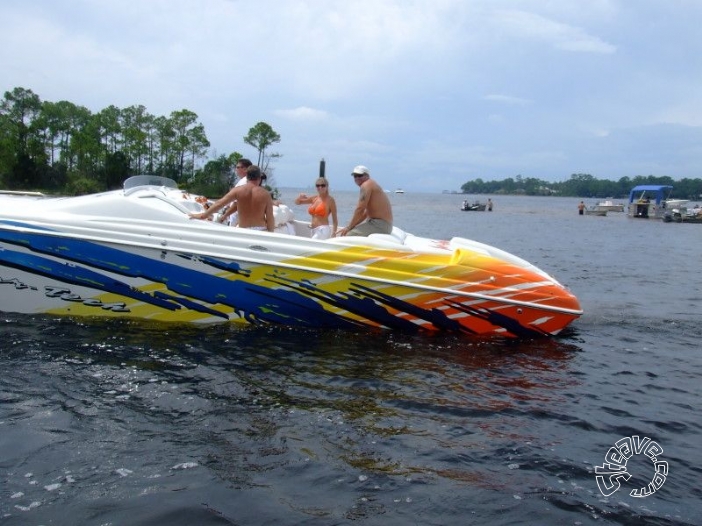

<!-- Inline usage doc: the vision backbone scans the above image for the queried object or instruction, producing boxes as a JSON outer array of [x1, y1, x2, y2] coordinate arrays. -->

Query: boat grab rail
[[0, 190, 46, 197]]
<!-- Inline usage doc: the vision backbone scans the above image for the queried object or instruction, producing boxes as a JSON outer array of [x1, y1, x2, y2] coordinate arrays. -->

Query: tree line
[[461, 173, 702, 200], [0, 86, 281, 197]]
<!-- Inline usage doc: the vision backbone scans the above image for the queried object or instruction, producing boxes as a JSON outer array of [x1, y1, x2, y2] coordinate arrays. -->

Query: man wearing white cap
[[336, 165, 393, 237]]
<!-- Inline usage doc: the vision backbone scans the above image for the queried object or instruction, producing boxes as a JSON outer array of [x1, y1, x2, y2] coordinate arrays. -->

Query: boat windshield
[[123, 175, 179, 191]]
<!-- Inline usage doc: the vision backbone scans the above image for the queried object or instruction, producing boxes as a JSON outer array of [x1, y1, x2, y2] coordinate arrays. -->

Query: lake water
[[1, 192, 701, 525]]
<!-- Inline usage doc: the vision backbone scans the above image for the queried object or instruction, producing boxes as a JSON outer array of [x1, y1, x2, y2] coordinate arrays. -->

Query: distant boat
[[664, 205, 702, 223], [461, 200, 486, 211], [628, 185, 688, 219], [395, 188, 405, 194], [585, 206, 607, 216], [594, 200, 625, 212]]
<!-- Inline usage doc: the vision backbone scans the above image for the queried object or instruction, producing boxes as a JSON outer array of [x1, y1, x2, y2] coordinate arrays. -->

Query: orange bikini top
[[308, 198, 328, 217]]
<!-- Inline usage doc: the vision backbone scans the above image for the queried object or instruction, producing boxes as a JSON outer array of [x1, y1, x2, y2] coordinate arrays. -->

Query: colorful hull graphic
[[0, 177, 581, 337], [0, 221, 580, 337]]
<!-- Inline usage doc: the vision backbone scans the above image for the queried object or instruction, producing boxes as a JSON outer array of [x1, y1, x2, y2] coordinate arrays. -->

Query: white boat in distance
[[594, 200, 625, 212], [585, 206, 607, 216], [0, 176, 582, 338]]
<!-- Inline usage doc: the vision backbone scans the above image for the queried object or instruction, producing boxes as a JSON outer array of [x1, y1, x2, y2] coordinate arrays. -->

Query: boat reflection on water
[[220, 328, 583, 483], [39, 314, 581, 429]]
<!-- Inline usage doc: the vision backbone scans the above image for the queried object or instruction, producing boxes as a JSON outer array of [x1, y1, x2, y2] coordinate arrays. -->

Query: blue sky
[[1, 0, 701, 192]]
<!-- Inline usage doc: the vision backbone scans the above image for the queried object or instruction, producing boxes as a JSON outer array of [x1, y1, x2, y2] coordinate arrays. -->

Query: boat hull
[[663, 209, 702, 223], [585, 208, 607, 216], [594, 201, 624, 212], [0, 183, 581, 337]]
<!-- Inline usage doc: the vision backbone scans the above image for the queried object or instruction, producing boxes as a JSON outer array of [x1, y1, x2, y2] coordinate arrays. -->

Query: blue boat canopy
[[628, 185, 673, 204]]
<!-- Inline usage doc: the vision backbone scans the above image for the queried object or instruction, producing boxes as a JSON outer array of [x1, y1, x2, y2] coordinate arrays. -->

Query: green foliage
[[65, 176, 103, 196], [103, 151, 130, 189], [6, 153, 39, 190], [243, 122, 281, 169], [1, 86, 286, 199], [38, 162, 68, 190], [0, 86, 213, 192], [186, 154, 233, 197], [461, 173, 702, 199]]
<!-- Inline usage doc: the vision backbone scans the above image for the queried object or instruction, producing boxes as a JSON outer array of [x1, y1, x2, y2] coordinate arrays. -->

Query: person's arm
[[218, 202, 237, 223], [329, 197, 338, 236], [337, 187, 369, 236], [295, 193, 313, 205], [265, 197, 275, 232], [190, 188, 238, 220]]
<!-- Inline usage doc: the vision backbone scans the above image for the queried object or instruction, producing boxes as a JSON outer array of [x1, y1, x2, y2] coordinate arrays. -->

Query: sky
[[1, 0, 701, 192]]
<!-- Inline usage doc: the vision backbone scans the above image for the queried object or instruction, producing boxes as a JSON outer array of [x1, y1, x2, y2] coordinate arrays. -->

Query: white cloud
[[275, 107, 330, 121], [492, 9, 616, 53]]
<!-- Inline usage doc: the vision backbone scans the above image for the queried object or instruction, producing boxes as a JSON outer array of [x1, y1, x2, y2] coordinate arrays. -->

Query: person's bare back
[[360, 178, 393, 224], [232, 183, 274, 230], [189, 165, 274, 231]]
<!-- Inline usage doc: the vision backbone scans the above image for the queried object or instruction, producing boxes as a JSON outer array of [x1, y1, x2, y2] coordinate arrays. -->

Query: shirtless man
[[336, 165, 393, 237], [190, 165, 274, 232], [217, 171, 270, 225]]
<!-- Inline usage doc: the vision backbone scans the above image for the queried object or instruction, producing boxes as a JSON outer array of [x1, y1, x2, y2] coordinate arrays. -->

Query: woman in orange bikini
[[294, 176, 338, 239]]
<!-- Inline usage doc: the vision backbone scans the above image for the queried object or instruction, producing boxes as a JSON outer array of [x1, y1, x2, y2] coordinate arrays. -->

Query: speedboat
[[0, 176, 582, 337]]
